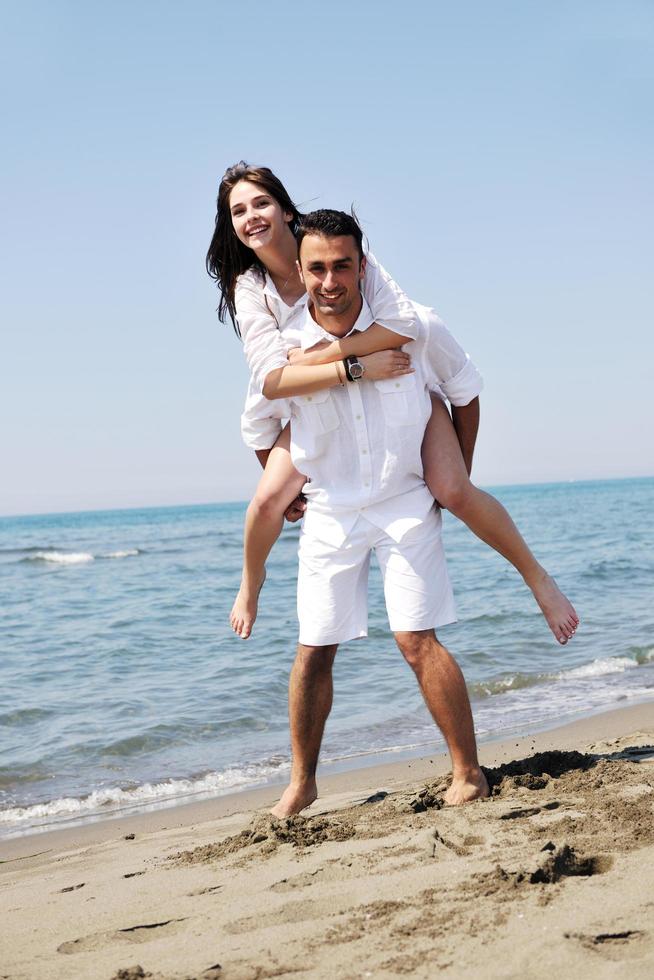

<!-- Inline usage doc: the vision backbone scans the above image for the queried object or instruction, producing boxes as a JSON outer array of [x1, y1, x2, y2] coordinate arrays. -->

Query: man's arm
[[450, 397, 480, 476], [255, 448, 271, 469]]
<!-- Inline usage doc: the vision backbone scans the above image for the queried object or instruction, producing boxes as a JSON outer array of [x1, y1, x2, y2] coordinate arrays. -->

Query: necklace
[[271, 264, 303, 303]]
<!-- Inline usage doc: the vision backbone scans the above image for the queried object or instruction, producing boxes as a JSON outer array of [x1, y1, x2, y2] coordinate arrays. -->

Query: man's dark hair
[[297, 208, 364, 262]]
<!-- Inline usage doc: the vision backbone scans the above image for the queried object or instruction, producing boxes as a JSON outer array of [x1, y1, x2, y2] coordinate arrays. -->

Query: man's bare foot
[[230, 570, 266, 639], [444, 766, 490, 806], [270, 779, 318, 818], [529, 569, 579, 645]]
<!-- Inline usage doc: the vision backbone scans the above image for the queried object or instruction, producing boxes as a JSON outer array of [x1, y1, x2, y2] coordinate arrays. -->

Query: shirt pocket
[[373, 374, 419, 427], [293, 389, 340, 434]]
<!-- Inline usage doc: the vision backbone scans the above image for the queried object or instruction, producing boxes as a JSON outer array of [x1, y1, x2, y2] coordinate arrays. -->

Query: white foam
[[32, 551, 95, 564], [0, 762, 290, 829], [558, 656, 638, 680], [27, 549, 140, 564]]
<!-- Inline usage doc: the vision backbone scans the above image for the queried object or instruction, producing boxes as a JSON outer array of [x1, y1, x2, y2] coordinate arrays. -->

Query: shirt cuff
[[440, 357, 484, 406], [252, 352, 290, 392]]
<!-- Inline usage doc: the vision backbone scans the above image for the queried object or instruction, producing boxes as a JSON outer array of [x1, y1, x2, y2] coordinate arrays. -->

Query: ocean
[[1, 477, 653, 838]]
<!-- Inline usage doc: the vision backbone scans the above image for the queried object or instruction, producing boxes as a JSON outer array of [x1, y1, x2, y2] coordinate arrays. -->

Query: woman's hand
[[360, 349, 413, 381], [287, 341, 332, 367]]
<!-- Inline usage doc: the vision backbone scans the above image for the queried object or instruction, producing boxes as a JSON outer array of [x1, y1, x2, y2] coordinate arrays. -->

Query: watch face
[[350, 361, 364, 380]]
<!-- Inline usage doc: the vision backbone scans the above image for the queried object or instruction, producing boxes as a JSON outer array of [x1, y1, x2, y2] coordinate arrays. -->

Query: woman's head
[[206, 162, 302, 332]]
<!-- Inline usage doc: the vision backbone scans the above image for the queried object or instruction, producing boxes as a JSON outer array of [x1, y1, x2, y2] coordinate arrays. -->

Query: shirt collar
[[301, 295, 375, 343]]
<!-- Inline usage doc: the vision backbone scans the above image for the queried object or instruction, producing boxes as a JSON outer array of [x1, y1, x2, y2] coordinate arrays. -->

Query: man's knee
[[394, 629, 438, 669], [296, 643, 338, 673]]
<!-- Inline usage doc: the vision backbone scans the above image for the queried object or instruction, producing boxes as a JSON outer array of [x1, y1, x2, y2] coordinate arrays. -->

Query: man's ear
[[296, 259, 305, 284], [359, 255, 367, 280]]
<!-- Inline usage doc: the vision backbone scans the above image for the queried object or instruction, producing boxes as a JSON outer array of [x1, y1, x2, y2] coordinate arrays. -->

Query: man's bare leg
[[395, 628, 489, 805], [271, 643, 338, 818]]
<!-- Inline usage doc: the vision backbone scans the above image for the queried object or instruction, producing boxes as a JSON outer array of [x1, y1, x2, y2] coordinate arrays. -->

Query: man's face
[[298, 234, 366, 319]]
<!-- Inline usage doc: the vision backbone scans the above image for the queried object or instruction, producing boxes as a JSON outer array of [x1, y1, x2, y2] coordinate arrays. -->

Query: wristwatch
[[344, 356, 365, 382]]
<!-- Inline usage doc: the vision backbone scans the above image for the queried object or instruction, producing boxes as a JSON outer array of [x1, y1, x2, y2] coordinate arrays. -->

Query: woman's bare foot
[[528, 569, 579, 644], [230, 570, 266, 639], [270, 779, 318, 818], [444, 766, 490, 806]]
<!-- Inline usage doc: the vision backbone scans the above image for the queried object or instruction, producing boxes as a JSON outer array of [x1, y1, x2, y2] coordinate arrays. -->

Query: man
[[258, 209, 490, 816]]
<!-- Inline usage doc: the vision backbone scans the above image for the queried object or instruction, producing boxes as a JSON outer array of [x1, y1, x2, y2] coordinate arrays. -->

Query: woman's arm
[[263, 349, 412, 400], [287, 322, 410, 367], [235, 274, 291, 391], [263, 360, 346, 399]]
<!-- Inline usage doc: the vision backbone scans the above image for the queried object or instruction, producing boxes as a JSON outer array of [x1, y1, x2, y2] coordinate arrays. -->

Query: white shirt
[[289, 298, 483, 548], [236, 253, 420, 451]]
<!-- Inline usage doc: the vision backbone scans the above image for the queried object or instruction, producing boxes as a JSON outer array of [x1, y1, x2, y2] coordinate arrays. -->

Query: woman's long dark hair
[[206, 162, 303, 335]]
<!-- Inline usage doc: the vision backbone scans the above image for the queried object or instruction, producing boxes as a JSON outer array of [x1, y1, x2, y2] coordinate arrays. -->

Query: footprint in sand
[[224, 897, 342, 935], [57, 918, 188, 954], [497, 801, 561, 820], [270, 866, 326, 892], [565, 928, 646, 961]]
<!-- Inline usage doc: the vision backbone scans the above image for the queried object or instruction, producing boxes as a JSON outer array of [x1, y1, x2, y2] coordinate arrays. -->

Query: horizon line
[[1, 473, 653, 522]]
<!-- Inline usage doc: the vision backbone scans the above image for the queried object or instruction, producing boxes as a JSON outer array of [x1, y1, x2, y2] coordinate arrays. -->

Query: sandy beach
[[2, 701, 653, 979]]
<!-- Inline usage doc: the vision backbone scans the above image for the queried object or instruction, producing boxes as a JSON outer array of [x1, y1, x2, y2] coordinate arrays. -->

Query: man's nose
[[323, 270, 338, 290]]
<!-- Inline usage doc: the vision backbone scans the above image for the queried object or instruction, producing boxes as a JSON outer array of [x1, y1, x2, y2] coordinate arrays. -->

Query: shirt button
[[364, 482, 369, 487], [307, 396, 313, 401], [356, 414, 361, 420], [362, 449, 368, 454], [395, 382, 400, 388]]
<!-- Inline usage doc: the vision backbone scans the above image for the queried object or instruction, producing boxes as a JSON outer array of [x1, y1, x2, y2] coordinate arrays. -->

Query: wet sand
[[1, 702, 653, 979]]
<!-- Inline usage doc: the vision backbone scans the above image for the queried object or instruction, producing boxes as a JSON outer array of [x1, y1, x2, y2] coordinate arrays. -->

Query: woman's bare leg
[[231, 424, 307, 639], [423, 395, 579, 644]]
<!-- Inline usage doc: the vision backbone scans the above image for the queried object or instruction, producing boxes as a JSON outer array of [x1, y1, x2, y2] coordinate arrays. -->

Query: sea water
[[1, 477, 653, 837]]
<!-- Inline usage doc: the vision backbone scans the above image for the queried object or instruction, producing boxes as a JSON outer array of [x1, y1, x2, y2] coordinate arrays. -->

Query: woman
[[207, 162, 579, 644]]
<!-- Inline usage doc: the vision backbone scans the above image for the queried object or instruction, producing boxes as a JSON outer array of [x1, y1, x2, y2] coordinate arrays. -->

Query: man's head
[[296, 210, 367, 322]]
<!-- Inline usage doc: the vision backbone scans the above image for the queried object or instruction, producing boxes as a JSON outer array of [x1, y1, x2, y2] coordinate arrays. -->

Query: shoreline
[[3, 699, 652, 861]]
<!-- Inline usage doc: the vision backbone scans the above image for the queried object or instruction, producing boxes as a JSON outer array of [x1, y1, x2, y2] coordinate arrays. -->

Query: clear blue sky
[[2, 0, 652, 516]]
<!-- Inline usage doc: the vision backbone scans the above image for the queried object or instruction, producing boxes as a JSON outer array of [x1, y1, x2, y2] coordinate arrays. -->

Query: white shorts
[[297, 508, 456, 647]]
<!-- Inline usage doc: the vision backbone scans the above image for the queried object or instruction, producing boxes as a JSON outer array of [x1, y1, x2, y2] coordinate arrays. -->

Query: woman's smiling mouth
[[247, 224, 269, 238]]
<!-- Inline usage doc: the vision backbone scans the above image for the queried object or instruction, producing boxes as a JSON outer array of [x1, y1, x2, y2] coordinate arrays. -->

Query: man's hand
[[360, 349, 413, 381], [285, 494, 306, 522], [451, 398, 480, 476]]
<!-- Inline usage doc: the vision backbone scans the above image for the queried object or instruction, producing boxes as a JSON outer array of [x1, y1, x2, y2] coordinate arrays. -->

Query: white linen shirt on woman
[[288, 298, 483, 549], [236, 253, 419, 451]]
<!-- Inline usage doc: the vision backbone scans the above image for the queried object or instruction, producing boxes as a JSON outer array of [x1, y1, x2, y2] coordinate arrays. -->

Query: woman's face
[[229, 180, 291, 252]]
